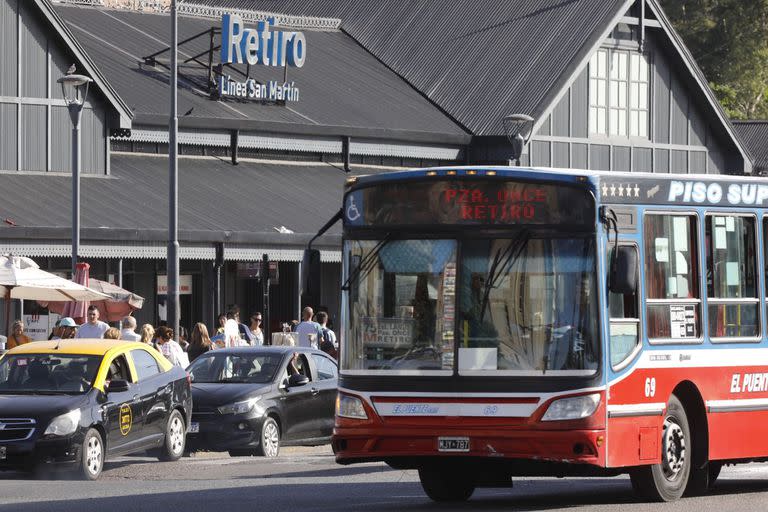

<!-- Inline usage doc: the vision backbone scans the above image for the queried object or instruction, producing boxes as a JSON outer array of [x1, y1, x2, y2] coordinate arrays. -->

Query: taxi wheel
[[159, 410, 186, 462], [255, 417, 280, 457], [78, 428, 104, 480]]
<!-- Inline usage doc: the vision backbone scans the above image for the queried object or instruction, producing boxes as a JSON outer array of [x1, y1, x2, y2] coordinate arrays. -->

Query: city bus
[[304, 166, 768, 502]]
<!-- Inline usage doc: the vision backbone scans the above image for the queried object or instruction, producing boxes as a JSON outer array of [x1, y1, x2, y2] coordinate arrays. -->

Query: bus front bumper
[[332, 426, 606, 468]]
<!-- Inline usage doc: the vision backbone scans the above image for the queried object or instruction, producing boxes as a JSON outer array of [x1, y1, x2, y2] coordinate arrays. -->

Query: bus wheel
[[630, 395, 691, 502], [418, 467, 475, 502]]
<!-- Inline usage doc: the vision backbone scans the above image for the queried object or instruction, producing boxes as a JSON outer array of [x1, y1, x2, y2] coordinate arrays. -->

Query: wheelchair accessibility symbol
[[346, 195, 361, 222]]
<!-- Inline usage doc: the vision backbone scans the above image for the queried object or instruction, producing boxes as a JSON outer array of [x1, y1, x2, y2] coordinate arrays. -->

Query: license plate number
[[438, 437, 469, 452], [189, 422, 199, 434], [0, 447, 6, 460]]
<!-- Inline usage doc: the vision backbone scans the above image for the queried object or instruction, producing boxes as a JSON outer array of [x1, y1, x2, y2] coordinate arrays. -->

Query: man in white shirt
[[75, 305, 109, 339], [120, 316, 141, 342], [295, 306, 323, 349]]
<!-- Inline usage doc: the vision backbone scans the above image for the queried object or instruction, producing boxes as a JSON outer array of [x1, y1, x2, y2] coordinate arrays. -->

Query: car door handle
[[311, 387, 320, 396], [133, 395, 139, 401]]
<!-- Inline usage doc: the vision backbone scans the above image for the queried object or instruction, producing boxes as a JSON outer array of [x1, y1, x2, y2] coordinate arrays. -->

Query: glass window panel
[[647, 303, 700, 339], [609, 109, 619, 135], [644, 215, 699, 299], [708, 304, 759, 338], [597, 108, 606, 134], [598, 50, 607, 78], [638, 83, 648, 109], [630, 111, 639, 136], [343, 239, 458, 371], [640, 54, 649, 81], [638, 111, 648, 137], [706, 216, 757, 299], [457, 236, 599, 374], [611, 52, 620, 79], [589, 107, 597, 134], [597, 80, 606, 105], [618, 82, 627, 108], [589, 54, 598, 76], [589, 79, 597, 104], [630, 54, 639, 81], [618, 110, 627, 136], [630, 83, 639, 109], [618, 52, 628, 80], [610, 81, 618, 104], [610, 322, 639, 366]]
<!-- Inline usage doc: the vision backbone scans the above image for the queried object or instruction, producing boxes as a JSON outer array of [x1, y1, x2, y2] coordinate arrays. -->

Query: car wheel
[[418, 467, 475, 502], [158, 410, 186, 462], [255, 417, 280, 457], [78, 428, 104, 480], [630, 395, 691, 502]]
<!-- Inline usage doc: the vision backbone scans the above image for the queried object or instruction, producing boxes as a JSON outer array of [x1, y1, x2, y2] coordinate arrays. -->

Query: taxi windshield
[[188, 353, 283, 384], [0, 354, 102, 394]]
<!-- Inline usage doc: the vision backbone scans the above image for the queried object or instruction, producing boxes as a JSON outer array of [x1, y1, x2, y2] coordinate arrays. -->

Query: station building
[[0, 0, 755, 336]]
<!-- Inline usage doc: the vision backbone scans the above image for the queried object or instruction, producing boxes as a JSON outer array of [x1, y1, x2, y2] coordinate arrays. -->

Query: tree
[[661, 0, 768, 119]]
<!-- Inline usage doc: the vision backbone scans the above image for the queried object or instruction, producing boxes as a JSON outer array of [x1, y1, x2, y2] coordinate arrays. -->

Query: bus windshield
[[343, 234, 599, 375]]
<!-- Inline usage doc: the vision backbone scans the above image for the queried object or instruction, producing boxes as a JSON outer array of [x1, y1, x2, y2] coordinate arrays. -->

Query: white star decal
[[610, 184, 616, 196], [618, 185, 624, 197], [634, 184, 640, 197], [602, 184, 608, 196]]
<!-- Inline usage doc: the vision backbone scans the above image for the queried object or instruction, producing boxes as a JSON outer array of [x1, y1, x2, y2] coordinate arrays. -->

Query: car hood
[[0, 393, 87, 418], [191, 383, 272, 407]]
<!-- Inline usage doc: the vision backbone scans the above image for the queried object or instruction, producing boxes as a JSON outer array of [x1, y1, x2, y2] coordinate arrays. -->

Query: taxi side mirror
[[107, 380, 130, 393]]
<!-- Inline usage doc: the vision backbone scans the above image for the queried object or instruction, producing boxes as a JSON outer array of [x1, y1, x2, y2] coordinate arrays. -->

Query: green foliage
[[660, 0, 768, 119]]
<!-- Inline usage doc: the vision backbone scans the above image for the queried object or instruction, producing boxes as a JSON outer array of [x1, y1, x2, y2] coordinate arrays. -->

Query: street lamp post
[[168, 0, 180, 339], [57, 72, 93, 276], [502, 114, 535, 166]]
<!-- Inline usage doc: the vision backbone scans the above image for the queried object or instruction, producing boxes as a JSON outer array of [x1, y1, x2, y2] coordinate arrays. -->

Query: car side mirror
[[106, 379, 130, 393], [609, 246, 638, 295], [288, 374, 309, 387]]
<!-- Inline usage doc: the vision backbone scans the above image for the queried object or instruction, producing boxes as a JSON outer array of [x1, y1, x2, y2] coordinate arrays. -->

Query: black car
[[186, 346, 338, 457], [0, 339, 192, 480]]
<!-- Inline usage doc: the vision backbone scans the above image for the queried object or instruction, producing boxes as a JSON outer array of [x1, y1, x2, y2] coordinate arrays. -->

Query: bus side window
[[608, 245, 640, 368]]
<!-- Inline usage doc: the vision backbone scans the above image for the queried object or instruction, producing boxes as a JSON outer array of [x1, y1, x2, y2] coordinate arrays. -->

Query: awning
[[0, 154, 385, 261]]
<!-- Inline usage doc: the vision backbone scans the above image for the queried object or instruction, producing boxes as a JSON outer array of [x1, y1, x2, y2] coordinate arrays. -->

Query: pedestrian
[[295, 307, 323, 349], [227, 305, 253, 345], [7, 320, 31, 349], [223, 318, 245, 348], [155, 326, 188, 367], [75, 305, 109, 339], [215, 313, 226, 335], [48, 319, 62, 340], [59, 317, 78, 339], [139, 324, 155, 346], [249, 312, 264, 346], [120, 316, 141, 341], [316, 311, 338, 358], [188, 322, 214, 362], [103, 327, 120, 340]]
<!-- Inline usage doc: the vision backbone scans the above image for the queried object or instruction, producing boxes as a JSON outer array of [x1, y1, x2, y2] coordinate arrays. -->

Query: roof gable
[[34, 0, 133, 128]]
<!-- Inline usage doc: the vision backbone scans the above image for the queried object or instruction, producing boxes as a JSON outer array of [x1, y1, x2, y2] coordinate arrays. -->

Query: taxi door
[[129, 347, 172, 440], [100, 353, 144, 454]]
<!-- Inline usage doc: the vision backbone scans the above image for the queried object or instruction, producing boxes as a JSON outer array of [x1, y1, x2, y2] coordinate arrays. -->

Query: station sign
[[218, 13, 306, 103]]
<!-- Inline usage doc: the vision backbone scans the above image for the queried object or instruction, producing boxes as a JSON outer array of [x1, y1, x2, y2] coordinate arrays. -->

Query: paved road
[[3, 447, 768, 511]]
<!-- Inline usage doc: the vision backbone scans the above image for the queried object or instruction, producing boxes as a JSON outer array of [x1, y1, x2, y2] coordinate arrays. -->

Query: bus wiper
[[341, 234, 393, 291], [479, 230, 530, 322]]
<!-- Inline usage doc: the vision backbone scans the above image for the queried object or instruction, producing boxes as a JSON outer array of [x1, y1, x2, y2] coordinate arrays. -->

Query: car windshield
[[0, 354, 102, 394], [188, 353, 283, 384]]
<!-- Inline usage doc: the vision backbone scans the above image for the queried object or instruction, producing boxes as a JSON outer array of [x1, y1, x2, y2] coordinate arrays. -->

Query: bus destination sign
[[345, 179, 594, 227]]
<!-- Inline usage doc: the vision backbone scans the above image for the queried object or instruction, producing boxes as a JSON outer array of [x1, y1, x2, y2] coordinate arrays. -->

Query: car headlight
[[44, 409, 82, 436], [218, 397, 261, 415], [336, 393, 368, 420], [541, 393, 600, 421]]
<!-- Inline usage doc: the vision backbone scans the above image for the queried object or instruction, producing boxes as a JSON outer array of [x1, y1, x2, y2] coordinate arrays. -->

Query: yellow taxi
[[0, 339, 192, 479]]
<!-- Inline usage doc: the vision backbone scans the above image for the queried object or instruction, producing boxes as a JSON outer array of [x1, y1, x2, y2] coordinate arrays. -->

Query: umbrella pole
[[4, 289, 10, 338]]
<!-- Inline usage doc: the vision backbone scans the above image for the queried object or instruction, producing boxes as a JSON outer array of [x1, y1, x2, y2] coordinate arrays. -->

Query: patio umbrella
[[43, 263, 144, 322], [0, 254, 108, 335]]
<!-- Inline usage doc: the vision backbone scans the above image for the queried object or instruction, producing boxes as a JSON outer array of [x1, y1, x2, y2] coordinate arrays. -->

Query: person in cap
[[52, 317, 78, 340], [60, 317, 79, 339]]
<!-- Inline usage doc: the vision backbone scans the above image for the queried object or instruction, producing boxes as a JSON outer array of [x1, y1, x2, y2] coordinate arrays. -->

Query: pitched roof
[[193, 0, 629, 136], [733, 121, 768, 173], [36, 0, 133, 128], [0, 154, 385, 248], [52, 5, 468, 144]]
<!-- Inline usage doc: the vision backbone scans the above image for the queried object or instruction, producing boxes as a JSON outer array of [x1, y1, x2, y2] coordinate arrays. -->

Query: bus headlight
[[44, 409, 82, 436], [541, 393, 600, 421], [336, 393, 368, 419]]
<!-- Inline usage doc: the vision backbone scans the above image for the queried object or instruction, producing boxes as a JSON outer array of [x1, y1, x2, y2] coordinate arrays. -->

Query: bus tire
[[418, 467, 475, 502], [629, 395, 690, 502]]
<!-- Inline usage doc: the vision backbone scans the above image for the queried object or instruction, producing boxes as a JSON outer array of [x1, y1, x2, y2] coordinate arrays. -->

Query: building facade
[[0, 0, 754, 338]]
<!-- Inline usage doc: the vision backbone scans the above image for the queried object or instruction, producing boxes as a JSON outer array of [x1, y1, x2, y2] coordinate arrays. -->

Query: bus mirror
[[301, 249, 321, 305], [609, 246, 638, 295]]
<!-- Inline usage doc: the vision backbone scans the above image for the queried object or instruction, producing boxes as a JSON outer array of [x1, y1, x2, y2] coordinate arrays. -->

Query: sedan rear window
[[188, 353, 283, 383]]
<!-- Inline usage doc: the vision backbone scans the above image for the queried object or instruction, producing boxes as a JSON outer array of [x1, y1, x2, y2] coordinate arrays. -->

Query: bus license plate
[[189, 422, 200, 434], [438, 437, 469, 452]]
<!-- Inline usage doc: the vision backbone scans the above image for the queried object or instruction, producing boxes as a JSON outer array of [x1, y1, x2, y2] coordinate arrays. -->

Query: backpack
[[319, 328, 337, 358]]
